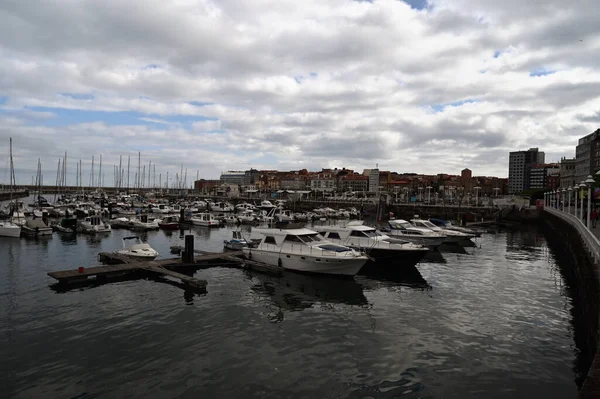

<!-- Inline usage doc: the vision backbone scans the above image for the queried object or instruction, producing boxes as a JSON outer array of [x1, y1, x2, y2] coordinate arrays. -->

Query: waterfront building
[[508, 147, 545, 193], [341, 174, 369, 192], [367, 169, 380, 193], [559, 157, 577, 189], [194, 179, 220, 194], [529, 164, 560, 190], [219, 171, 245, 186], [575, 129, 600, 183]]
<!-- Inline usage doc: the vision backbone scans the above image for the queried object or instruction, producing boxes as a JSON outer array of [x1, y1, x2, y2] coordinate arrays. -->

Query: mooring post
[[180, 208, 185, 224], [183, 234, 194, 263]]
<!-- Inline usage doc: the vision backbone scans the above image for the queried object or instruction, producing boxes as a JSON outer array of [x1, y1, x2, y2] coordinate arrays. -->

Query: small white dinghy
[[115, 236, 159, 260], [224, 231, 251, 250]]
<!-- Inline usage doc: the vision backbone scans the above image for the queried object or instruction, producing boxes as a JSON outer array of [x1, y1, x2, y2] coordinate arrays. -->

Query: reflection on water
[[0, 223, 583, 398], [250, 271, 368, 318]]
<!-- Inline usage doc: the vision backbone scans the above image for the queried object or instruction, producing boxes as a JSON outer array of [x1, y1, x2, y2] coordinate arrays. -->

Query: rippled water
[[0, 218, 581, 398]]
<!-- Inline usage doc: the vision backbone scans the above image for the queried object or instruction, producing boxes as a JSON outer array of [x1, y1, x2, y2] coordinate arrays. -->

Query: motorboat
[[383, 219, 446, 248], [110, 217, 135, 229], [236, 202, 257, 211], [52, 217, 77, 233], [130, 214, 160, 231], [259, 200, 277, 210], [317, 221, 428, 268], [238, 210, 258, 224], [224, 231, 252, 250], [0, 220, 21, 238], [21, 217, 53, 236], [429, 218, 481, 237], [410, 216, 473, 243], [170, 204, 183, 214], [244, 227, 368, 276], [158, 216, 180, 230], [275, 208, 294, 223], [210, 202, 234, 212], [151, 204, 171, 214], [115, 236, 159, 260], [81, 215, 112, 234], [191, 213, 220, 227]]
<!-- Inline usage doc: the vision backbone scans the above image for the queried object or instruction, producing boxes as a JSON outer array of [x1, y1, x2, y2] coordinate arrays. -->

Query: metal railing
[[545, 207, 600, 264]]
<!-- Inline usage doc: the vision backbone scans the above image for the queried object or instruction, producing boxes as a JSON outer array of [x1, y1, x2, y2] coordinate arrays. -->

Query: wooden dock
[[48, 237, 283, 294]]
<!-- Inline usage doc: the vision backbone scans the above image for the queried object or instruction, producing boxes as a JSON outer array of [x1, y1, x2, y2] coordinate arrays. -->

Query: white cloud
[[0, 0, 599, 183]]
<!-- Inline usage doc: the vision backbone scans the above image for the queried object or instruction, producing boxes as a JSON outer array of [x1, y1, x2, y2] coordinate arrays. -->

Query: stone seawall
[[543, 211, 600, 396]]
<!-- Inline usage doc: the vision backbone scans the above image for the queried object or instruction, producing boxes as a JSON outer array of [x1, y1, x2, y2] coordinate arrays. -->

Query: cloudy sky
[[1, 0, 599, 186]]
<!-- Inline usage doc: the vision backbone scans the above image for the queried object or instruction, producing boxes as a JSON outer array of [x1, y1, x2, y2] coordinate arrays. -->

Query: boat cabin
[[84, 215, 103, 226]]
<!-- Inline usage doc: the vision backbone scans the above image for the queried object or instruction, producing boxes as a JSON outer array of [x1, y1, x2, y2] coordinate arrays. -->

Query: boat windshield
[[362, 229, 379, 237], [389, 221, 412, 230], [298, 233, 324, 243], [419, 221, 438, 229]]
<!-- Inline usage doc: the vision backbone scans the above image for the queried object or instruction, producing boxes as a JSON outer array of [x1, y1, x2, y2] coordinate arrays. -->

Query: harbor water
[[0, 218, 583, 398]]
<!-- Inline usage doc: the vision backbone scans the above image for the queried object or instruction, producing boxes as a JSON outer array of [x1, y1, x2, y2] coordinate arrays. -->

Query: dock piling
[[183, 235, 194, 263]]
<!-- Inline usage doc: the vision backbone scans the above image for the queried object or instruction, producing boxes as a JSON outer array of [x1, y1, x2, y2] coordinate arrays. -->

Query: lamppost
[[567, 186, 572, 214], [561, 188, 566, 211], [418, 186, 423, 202], [579, 181, 586, 221], [426, 186, 432, 204], [474, 186, 481, 207], [586, 175, 595, 228], [574, 185, 579, 217]]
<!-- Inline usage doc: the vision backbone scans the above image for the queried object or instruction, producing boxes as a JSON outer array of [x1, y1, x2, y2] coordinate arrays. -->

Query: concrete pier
[[544, 207, 600, 397]]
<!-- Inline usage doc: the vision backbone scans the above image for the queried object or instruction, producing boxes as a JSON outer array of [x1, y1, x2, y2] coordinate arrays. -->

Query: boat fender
[[278, 258, 282, 268], [248, 252, 252, 260]]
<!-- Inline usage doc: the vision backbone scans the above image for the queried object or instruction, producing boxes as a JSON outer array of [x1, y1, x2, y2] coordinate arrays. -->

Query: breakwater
[[0, 190, 29, 201]]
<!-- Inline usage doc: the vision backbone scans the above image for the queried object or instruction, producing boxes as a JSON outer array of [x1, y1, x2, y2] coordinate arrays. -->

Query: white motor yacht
[[410, 216, 472, 243], [317, 221, 428, 269], [244, 227, 368, 276], [429, 218, 481, 237], [131, 214, 160, 231], [191, 213, 220, 227], [115, 236, 159, 260], [81, 215, 112, 234], [0, 220, 21, 238], [259, 200, 277, 210], [237, 210, 258, 224], [211, 202, 234, 212], [151, 204, 171, 214], [383, 219, 446, 248]]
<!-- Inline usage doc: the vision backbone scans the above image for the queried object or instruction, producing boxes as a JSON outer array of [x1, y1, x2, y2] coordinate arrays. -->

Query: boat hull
[[21, 227, 53, 236], [115, 251, 158, 261], [191, 219, 219, 227], [159, 223, 179, 230], [0, 225, 21, 238], [360, 247, 428, 266], [244, 249, 366, 276], [386, 234, 444, 249]]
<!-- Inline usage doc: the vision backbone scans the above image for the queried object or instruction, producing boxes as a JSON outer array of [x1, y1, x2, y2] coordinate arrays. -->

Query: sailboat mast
[[98, 154, 102, 190], [127, 155, 130, 192], [118, 155, 122, 189], [9, 137, 14, 203], [137, 151, 141, 190]]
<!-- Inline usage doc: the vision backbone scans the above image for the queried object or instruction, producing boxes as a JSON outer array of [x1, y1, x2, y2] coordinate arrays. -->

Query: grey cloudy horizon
[[1, 0, 599, 185]]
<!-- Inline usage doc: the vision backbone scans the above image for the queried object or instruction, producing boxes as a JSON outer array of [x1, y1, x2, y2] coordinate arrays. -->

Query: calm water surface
[[0, 218, 581, 398]]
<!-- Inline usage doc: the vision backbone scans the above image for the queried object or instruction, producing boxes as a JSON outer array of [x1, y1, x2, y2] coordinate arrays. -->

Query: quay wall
[[0, 190, 29, 201], [543, 208, 600, 397]]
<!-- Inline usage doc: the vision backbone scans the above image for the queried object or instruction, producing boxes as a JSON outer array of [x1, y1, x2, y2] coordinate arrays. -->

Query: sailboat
[[0, 138, 22, 238]]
